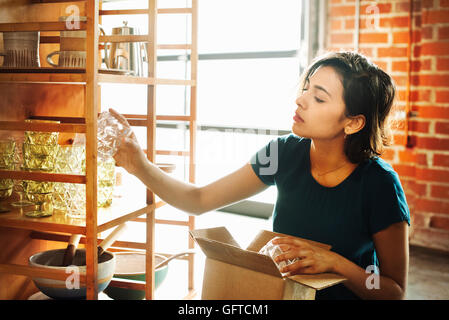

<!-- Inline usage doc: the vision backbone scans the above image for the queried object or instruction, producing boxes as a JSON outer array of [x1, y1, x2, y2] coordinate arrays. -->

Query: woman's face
[[292, 66, 348, 140]]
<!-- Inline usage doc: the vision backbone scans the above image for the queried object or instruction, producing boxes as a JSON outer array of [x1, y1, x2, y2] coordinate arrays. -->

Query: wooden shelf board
[[0, 71, 194, 86], [0, 121, 86, 133], [0, 22, 87, 32], [0, 170, 86, 184], [0, 196, 155, 235], [0, 72, 86, 84], [99, 8, 192, 16]]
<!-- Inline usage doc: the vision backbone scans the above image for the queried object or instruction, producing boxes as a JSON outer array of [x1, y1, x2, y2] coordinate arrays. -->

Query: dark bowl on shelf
[[29, 248, 115, 300]]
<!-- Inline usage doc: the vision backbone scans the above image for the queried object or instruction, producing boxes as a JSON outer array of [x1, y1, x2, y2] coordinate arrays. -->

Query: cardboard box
[[190, 227, 346, 300]]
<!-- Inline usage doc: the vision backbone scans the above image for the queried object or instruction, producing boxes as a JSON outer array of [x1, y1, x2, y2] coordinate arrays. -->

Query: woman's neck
[[310, 135, 351, 173]]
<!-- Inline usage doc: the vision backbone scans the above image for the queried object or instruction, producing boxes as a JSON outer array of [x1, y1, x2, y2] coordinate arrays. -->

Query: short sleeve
[[250, 137, 283, 186], [367, 169, 411, 235]]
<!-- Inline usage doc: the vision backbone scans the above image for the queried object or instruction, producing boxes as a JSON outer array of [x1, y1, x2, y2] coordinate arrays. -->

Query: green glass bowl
[[103, 252, 169, 300]]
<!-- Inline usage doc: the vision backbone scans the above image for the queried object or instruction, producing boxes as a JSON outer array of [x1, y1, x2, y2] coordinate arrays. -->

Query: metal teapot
[[103, 21, 146, 76]]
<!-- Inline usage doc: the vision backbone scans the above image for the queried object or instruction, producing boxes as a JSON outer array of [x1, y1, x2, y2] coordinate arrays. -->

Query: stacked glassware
[[0, 139, 16, 202], [22, 120, 60, 217]]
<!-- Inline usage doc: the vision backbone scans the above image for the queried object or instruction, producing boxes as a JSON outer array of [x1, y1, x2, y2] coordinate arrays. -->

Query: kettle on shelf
[[103, 21, 148, 77]]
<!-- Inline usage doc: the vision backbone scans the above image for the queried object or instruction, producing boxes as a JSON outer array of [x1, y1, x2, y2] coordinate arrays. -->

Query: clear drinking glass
[[25, 192, 54, 218], [22, 122, 59, 217], [10, 136, 34, 207], [22, 142, 59, 171], [53, 145, 85, 213], [0, 139, 16, 211], [97, 157, 115, 208]]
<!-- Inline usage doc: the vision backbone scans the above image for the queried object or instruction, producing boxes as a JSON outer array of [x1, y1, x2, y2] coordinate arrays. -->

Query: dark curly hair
[[300, 51, 396, 163]]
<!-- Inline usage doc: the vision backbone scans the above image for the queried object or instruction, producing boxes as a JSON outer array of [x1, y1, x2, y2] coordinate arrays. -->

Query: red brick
[[358, 47, 374, 58], [422, 0, 436, 8], [393, 134, 408, 145], [407, 180, 428, 195], [431, 185, 449, 198], [395, 2, 411, 12], [417, 106, 449, 119], [331, 19, 343, 30], [412, 212, 430, 228], [421, 41, 449, 56], [330, 5, 356, 17], [410, 227, 449, 252], [416, 59, 432, 71], [392, 60, 429, 73], [330, 33, 354, 44], [409, 120, 431, 133], [345, 18, 355, 29], [378, 47, 408, 58], [391, 74, 408, 86], [411, 212, 431, 228], [392, 60, 408, 72], [435, 121, 449, 135], [393, 163, 415, 178], [430, 216, 449, 231], [437, 57, 449, 70], [359, 32, 389, 43], [381, 148, 396, 161], [422, 10, 449, 24], [416, 137, 449, 151], [392, 31, 409, 44], [439, 26, 449, 40], [416, 167, 449, 183], [380, 16, 409, 28], [361, 3, 392, 14], [442, 0, 449, 7], [398, 149, 416, 163], [417, 153, 429, 166], [422, 26, 434, 40], [416, 198, 449, 215], [436, 90, 449, 103], [410, 89, 432, 102], [412, 75, 449, 87], [434, 154, 449, 167]]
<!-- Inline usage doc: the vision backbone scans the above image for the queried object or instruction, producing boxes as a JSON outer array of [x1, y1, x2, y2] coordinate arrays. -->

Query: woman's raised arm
[[110, 108, 269, 215]]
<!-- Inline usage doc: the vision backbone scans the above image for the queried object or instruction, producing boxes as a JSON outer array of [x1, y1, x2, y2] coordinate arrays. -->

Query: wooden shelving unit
[[0, 0, 198, 300]]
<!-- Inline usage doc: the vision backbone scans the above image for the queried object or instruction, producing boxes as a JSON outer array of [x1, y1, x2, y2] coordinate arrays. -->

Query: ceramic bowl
[[103, 252, 168, 300], [29, 248, 115, 300]]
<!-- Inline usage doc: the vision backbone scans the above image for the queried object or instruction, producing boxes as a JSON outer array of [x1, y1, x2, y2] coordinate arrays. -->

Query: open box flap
[[190, 227, 241, 248], [246, 229, 332, 252], [190, 230, 282, 277], [288, 273, 347, 290]]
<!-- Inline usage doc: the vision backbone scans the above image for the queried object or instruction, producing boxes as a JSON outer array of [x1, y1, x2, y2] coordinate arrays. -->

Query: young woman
[[110, 51, 410, 300]]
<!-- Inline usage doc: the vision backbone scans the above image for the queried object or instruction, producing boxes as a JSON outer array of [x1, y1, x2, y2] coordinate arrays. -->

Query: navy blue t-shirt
[[250, 134, 410, 300]]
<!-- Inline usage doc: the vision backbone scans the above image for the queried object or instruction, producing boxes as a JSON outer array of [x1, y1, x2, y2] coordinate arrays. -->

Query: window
[[101, 0, 326, 218]]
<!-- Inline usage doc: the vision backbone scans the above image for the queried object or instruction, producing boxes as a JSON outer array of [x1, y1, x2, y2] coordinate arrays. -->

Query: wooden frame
[[0, 0, 198, 300]]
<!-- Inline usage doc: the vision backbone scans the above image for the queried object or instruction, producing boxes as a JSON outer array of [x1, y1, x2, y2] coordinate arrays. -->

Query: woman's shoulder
[[360, 157, 402, 188], [276, 133, 309, 149]]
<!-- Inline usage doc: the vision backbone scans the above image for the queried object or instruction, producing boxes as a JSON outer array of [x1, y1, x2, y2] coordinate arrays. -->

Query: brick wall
[[326, 0, 449, 251]]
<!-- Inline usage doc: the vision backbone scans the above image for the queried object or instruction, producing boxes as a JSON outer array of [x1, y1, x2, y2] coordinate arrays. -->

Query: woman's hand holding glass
[[271, 237, 340, 276], [108, 108, 148, 175]]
